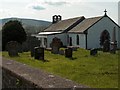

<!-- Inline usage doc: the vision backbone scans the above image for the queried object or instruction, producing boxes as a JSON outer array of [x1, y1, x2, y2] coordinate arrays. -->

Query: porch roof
[[38, 31, 62, 35]]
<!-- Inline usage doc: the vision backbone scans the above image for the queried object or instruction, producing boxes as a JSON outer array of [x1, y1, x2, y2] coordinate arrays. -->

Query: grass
[[1, 48, 119, 88]]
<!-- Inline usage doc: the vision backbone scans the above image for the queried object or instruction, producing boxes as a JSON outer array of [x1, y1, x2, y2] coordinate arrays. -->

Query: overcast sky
[[0, 0, 119, 24]]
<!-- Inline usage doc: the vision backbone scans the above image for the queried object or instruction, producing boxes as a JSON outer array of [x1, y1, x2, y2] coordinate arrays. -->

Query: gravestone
[[110, 27, 117, 54], [90, 48, 97, 56], [6, 41, 19, 57], [50, 37, 63, 54], [30, 36, 41, 57], [59, 50, 64, 55], [103, 39, 110, 52], [65, 48, 72, 58], [34, 47, 44, 61], [110, 41, 117, 54]]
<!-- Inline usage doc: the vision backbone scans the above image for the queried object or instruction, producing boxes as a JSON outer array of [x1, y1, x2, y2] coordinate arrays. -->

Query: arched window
[[76, 35, 79, 45], [69, 37, 72, 46], [67, 35, 69, 45]]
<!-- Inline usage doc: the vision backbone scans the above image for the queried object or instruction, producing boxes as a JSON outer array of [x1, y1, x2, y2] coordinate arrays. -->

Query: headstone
[[6, 41, 19, 57], [110, 41, 117, 54], [90, 48, 97, 56], [110, 27, 117, 54], [51, 46, 59, 54], [34, 47, 44, 60], [59, 50, 64, 55], [103, 39, 110, 52], [30, 36, 41, 57], [50, 37, 63, 54], [65, 48, 72, 58]]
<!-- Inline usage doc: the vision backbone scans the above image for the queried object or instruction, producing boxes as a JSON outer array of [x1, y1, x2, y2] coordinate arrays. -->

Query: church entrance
[[100, 30, 110, 51]]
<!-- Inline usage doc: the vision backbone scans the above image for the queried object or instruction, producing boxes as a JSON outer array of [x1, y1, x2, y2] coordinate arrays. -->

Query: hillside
[[0, 18, 51, 34]]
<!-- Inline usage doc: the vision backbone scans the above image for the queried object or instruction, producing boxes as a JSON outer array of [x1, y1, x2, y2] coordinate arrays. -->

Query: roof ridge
[[86, 16, 103, 19], [62, 16, 85, 21]]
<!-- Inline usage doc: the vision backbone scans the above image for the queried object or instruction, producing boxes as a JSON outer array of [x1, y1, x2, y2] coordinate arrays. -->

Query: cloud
[[32, 5, 45, 10], [26, 3, 46, 11], [44, 1, 68, 6]]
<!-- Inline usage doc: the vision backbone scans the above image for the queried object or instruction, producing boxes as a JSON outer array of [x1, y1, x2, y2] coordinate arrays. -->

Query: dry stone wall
[[2, 57, 88, 89]]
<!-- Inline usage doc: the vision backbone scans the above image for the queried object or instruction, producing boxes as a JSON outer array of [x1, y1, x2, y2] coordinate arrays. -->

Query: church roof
[[68, 16, 103, 33], [43, 16, 85, 32]]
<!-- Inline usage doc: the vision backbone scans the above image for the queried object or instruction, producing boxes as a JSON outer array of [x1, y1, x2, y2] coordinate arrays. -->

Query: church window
[[76, 35, 79, 45]]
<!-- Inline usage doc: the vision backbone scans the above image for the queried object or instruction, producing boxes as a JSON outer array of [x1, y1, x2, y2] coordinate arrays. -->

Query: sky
[[0, 0, 119, 24]]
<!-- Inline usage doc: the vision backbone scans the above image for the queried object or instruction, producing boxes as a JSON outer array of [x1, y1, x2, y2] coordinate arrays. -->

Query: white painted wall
[[68, 33, 86, 48], [87, 16, 120, 49], [46, 33, 86, 48]]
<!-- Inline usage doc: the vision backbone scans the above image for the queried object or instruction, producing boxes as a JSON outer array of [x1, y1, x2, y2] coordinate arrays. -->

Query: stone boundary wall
[[1, 57, 88, 89]]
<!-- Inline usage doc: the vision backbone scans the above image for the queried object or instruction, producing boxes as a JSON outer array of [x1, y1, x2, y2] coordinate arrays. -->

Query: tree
[[2, 20, 27, 50]]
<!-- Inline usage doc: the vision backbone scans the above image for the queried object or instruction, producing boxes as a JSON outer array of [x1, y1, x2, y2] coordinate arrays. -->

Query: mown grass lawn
[[1, 48, 119, 88]]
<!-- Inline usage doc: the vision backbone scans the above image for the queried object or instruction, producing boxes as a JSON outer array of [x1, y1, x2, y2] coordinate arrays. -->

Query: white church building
[[35, 11, 120, 49]]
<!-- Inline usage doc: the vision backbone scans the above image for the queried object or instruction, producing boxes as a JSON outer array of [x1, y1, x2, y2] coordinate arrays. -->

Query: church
[[35, 10, 120, 49]]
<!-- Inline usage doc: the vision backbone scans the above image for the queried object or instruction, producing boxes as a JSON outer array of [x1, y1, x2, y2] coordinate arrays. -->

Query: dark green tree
[[2, 20, 27, 50]]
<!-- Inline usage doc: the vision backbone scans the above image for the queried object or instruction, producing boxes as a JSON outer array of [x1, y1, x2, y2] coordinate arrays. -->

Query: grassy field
[[1, 48, 119, 88]]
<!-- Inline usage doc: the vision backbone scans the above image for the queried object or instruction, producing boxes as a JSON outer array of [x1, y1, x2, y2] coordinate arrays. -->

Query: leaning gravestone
[[65, 48, 72, 58], [6, 41, 19, 57], [34, 47, 44, 61], [50, 37, 63, 54]]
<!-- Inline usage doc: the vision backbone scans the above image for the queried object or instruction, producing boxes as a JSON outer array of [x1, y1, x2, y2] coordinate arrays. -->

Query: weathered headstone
[[34, 47, 44, 60], [90, 48, 97, 56], [6, 41, 19, 57], [50, 37, 63, 54], [103, 39, 110, 52], [65, 48, 72, 58], [59, 50, 64, 55]]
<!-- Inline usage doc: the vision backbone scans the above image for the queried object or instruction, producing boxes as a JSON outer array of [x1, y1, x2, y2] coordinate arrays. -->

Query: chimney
[[58, 15, 62, 21], [52, 15, 62, 24]]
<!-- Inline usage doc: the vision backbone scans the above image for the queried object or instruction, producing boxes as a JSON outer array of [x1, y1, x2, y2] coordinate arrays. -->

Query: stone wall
[[2, 57, 87, 89]]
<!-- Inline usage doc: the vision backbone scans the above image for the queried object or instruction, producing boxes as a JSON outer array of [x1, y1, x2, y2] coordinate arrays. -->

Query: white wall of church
[[47, 33, 67, 48], [87, 16, 120, 49], [68, 33, 86, 48]]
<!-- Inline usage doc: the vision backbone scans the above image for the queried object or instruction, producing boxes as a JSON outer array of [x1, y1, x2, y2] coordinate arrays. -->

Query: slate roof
[[68, 16, 103, 33], [44, 16, 85, 32], [43, 16, 104, 33]]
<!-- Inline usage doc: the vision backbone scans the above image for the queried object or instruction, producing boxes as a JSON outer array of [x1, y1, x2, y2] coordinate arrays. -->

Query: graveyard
[[1, 48, 119, 88]]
